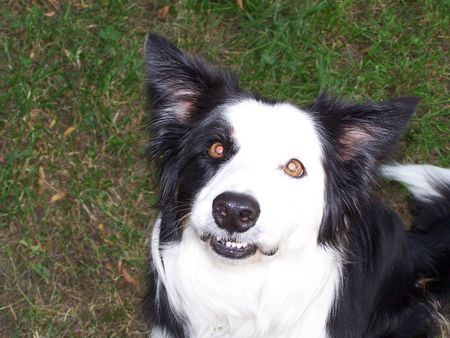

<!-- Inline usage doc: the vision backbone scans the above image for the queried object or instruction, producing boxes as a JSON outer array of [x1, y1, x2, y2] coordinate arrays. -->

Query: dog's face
[[145, 34, 418, 261], [189, 100, 326, 259]]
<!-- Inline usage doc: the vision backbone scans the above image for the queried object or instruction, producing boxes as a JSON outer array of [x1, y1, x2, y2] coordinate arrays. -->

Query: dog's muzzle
[[202, 192, 261, 259]]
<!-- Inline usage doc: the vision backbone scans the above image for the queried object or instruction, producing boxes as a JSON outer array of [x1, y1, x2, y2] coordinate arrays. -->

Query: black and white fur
[[143, 33, 450, 338]]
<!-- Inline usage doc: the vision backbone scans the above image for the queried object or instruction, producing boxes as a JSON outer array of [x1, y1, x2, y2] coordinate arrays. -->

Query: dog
[[142, 33, 450, 338]]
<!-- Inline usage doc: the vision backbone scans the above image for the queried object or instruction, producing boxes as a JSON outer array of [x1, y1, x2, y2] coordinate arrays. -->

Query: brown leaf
[[44, 11, 56, 17], [236, 0, 244, 10], [38, 166, 46, 195], [118, 259, 139, 288], [29, 41, 36, 59], [98, 223, 113, 245], [73, 2, 90, 9], [50, 192, 66, 203], [98, 223, 106, 233], [63, 126, 76, 137], [156, 5, 170, 20]]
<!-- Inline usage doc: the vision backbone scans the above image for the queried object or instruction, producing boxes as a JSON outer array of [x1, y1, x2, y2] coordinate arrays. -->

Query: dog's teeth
[[242, 243, 248, 248], [236, 243, 242, 249], [231, 242, 237, 248], [226, 241, 232, 247], [216, 236, 221, 242]]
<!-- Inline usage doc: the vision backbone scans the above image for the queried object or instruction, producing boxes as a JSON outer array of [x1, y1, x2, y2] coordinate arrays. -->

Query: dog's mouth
[[201, 234, 277, 259]]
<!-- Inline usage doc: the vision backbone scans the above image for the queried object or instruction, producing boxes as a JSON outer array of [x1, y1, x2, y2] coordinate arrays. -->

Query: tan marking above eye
[[209, 142, 224, 159], [283, 159, 305, 178]]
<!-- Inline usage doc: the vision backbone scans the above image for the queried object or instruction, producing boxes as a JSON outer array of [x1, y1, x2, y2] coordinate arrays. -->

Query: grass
[[0, 0, 448, 336]]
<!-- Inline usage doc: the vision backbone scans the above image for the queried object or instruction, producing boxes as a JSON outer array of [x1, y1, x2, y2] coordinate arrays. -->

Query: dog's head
[[145, 33, 418, 261]]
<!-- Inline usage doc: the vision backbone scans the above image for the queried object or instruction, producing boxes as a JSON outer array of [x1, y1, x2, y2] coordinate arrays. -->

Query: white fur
[[382, 164, 450, 201], [156, 227, 340, 338], [152, 99, 341, 337]]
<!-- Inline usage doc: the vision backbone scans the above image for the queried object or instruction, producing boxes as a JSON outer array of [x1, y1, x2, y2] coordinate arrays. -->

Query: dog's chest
[[160, 228, 340, 338]]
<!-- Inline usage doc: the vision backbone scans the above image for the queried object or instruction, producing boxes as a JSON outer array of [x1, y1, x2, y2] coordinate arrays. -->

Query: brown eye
[[284, 159, 305, 178], [209, 142, 224, 159]]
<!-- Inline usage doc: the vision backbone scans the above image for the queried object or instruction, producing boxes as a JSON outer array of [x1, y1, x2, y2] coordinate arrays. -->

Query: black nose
[[212, 192, 260, 233]]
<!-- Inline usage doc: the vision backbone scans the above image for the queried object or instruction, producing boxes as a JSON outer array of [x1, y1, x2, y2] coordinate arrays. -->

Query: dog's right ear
[[144, 33, 239, 122]]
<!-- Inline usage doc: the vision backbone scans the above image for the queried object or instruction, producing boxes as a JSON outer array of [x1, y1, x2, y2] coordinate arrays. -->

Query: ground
[[0, 1, 448, 336]]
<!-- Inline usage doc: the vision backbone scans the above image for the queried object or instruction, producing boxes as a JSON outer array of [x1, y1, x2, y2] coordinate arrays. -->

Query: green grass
[[0, 0, 448, 336]]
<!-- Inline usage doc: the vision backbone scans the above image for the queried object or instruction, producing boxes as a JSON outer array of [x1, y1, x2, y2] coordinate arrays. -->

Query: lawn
[[0, 0, 448, 336]]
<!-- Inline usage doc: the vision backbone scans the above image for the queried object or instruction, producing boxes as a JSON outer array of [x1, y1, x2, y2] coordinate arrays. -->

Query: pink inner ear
[[173, 100, 194, 121], [173, 89, 197, 121], [339, 127, 373, 161], [175, 89, 197, 97]]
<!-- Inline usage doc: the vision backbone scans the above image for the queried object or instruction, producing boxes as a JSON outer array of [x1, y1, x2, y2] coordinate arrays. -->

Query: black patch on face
[[147, 109, 240, 244], [144, 33, 250, 244], [171, 114, 239, 227], [143, 33, 249, 336]]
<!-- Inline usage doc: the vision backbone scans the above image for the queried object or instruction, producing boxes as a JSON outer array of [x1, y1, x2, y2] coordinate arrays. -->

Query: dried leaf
[[156, 5, 170, 20], [118, 259, 139, 288], [236, 0, 243, 10], [29, 42, 36, 59], [49, 119, 56, 128], [63, 48, 73, 59], [97, 223, 113, 244], [50, 192, 66, 203], [73, 2, 90, 9], [63, 126, 76, 137], [103, 238, 113, 245], [44, 11, 56, 17], [38, 166, 46, 195], [98, 223, 106, 233]]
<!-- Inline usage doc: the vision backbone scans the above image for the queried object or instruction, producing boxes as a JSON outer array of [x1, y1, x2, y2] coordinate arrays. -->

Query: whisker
[[157, 212, 192, 242]]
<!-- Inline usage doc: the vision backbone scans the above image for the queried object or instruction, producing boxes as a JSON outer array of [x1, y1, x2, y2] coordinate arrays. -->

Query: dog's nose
[[212, 192, 260, 233]]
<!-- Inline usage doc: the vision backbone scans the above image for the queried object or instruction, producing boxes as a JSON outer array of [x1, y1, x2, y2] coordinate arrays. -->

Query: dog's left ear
[[311, 95, 419, 164], [313, 95, 419, 245], [144, 33, 240, 123]]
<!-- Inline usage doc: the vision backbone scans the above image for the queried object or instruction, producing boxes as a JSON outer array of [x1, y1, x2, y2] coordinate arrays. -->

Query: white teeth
[[219, 239, 250, 250]]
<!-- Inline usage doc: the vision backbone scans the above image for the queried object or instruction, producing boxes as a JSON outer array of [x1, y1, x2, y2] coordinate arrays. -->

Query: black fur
[[143, 33, 450, 337], [143, 270, 188, 338], [307, 94, 448, 337]]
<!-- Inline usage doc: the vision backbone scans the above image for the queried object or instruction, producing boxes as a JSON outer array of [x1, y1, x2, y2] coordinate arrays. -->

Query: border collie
[[142, 33, 450, 338]]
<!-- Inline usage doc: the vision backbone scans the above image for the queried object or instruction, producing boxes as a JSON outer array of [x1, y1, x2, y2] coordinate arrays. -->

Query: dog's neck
[[157, 226, 341, 338]]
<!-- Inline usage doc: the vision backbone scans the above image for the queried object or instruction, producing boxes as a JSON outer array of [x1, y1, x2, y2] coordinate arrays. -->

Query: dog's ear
[[144, 33, 239, 122], [313, 95, 419, 245], [311, 94, 419, 164]]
